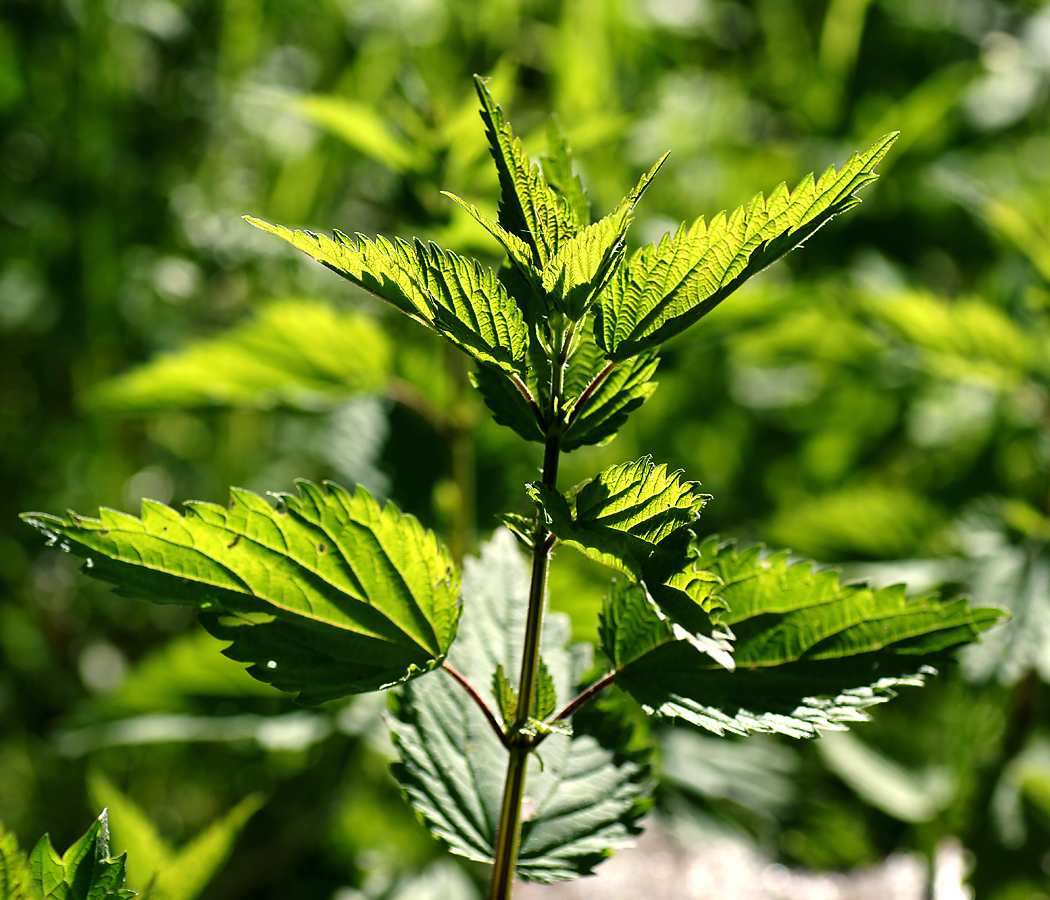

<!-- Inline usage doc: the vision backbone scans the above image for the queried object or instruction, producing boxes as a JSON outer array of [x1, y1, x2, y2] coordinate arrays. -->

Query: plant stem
[[487, 328, 566, 900]]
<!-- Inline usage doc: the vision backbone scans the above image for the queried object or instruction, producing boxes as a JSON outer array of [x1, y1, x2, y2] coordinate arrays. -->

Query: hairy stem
[[487, 329, 566, 900]]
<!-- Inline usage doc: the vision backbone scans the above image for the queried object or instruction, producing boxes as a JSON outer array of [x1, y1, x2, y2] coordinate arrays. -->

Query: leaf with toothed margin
[[540, 118, 590, 227], [540, 153, 667, 321], [560, 330, 659, 452], [602, 539, 1005, 738], [596, 133, 898, 361], [23, 810, 136, 900], [245, 219, 528, 375], [0, 821, 35, 900], [389, 530, 653, 882], [20, 482, 461, 704], [529, 456, 708, 582], [473, 76, 581, 269]]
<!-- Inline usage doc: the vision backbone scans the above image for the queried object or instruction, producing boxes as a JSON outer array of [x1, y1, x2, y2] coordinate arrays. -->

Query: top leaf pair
[[248, 76, 896, 444]]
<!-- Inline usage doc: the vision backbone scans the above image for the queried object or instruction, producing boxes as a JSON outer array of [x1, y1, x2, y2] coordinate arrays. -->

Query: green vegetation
[[5, 2, 1050, 898]]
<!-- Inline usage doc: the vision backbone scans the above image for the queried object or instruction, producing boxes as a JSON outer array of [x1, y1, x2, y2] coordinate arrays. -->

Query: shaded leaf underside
[[390, 530, 652, 882], [603, 538, 1003, 738], [22, 483, 460, 704]]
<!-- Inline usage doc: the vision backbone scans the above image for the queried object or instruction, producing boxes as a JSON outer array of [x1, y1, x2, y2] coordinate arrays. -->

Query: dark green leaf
[[561, 338, 659, 452], [605, 539, 1004, 737], [21, 482, 460, 704], [469, 367, 544, 444], [86, 300, 391, 413], [390, 530, 653, 882], [596, 133, 898, 360]]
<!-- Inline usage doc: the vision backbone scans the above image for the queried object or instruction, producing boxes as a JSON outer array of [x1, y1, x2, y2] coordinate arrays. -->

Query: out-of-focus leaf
[[0, 821, 34, 900], [767, 483, 945, 561], [596, 134, 897, 360], [22, 482, 461, 704], [862, 290, 1038, 387], [87, 300, 391, 412], [89, 772, 263, 900], [603, 539, 1003, 737], [292, 94, 426, 173], [816, 731, 953, 822], [390, 530, 653, 882]]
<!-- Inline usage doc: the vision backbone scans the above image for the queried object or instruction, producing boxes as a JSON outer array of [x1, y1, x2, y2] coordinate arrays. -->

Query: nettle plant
[[23, 79, 1002, 899]]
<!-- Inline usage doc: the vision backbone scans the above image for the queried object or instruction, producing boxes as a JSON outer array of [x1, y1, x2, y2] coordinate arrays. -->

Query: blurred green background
[[4, 0, 1050, 896]]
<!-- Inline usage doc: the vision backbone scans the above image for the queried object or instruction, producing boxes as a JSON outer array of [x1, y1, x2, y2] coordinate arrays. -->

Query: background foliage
[[3, 0, 1050, 897]]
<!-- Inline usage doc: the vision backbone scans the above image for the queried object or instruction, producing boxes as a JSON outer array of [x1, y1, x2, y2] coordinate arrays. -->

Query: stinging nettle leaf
[[86, 299, 391, 413], [473, 75, 581, 269], [540, 118, 590, 227], [390, 530, 652, 882], [605, 538, 1004, 738], [540, 153, 667, 321], [246, 218, 529, 376], [21, 483, 461, 705], [529, 456, 707, 581], [596, 133, 898, 360], [560, 333, 659, 452]]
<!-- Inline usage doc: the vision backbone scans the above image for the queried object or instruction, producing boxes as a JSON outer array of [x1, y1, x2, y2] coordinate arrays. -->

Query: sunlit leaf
[[0, 821, 34, 900], [390, 530, 653, 882], [540, 118, 589, 226], [540, 154, 666, 320], [596, 133, 898, 360], [22, 482, 460, 704], [474, 75, 581, 268], [530, 456, 708, 581], [87, 300, 391, 413], [246, 219, 529, 374]]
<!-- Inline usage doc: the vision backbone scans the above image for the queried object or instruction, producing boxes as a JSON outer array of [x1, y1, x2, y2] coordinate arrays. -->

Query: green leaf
[[596, 133, 898, 360], [560, 334, 659, 451], [469, 366, 544, 444], [540, 118, 589, 226], [0, 821, 35, 900], [89, 773, 263, 900], [291, 94, 425, 174], [529, 456, 707, 581], [87, 300, 391, 413], [390, 530, 653, 882], [246, 219, 529, 375], [473, 75, 580, 269], [540, 154, 667, 320], [21, 482, 461, 705], [27, 812, 135, 900], [244, 219, 435, 326], [491, 664, 518, 727], [861, 289, 1039, 388], [605, 539, 1004, 738]]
